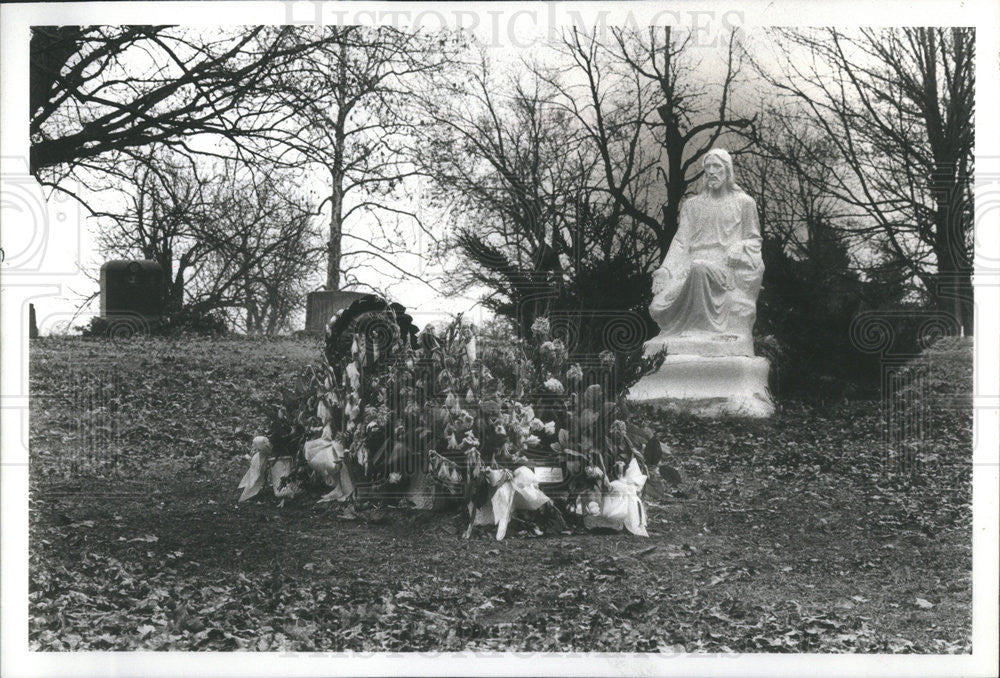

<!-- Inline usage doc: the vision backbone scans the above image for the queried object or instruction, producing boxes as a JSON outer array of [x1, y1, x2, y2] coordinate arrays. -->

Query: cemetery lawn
[[27, 336, 972, 652]]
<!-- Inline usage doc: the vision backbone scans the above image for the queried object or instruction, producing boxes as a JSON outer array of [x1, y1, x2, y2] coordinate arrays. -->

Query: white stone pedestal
[[629, 353, 774, 418]]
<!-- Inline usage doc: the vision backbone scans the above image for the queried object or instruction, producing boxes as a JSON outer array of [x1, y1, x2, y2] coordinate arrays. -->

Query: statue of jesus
[[631, 147, 774, 417], [648, 148, 763, 357]]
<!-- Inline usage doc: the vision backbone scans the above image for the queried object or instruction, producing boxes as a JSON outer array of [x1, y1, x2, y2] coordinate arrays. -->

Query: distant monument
[[100, 260, 165, 322], [629, 149, 774, 417]]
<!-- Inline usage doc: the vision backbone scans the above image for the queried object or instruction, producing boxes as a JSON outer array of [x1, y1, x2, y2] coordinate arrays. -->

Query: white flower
[[345, 363, 361, 389], [543, 377, 564, 393], [388, 472, 402, 484], [531, 316, 550, 338], [529, 418, 545, 433], [543, 420, 556, 435], [525, 434, 541, 447]]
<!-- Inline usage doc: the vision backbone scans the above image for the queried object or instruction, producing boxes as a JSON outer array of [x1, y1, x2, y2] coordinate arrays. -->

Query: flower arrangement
[[238, 304, 667, 538]]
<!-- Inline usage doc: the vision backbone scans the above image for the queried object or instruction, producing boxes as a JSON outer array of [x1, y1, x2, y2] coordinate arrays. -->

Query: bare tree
[[417, 52, 658, 351], [30, 25, 462, 320], [737, 118, 856, 266], [755, 27, 975, 335], [270, 26, 464, 291], [95, 150, 321, 332], [30, 26, 334, 183], [549, 26, 755, 260]]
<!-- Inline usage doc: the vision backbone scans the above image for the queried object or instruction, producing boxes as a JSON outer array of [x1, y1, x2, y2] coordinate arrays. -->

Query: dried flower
[[531, 316, 550, 339], [566, 363, 584, 383], [388, 472, 403, 484]]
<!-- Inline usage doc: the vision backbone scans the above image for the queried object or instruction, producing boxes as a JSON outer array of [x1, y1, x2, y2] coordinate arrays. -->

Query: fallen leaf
[[128, 534, 159, 543]]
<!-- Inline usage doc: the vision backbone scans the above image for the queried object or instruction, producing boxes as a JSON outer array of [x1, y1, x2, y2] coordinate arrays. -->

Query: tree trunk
[[929, 149, 973, 337], [325, 48, 348, 292], [934, 216, 974, 337], [326, 166, 344, 291]]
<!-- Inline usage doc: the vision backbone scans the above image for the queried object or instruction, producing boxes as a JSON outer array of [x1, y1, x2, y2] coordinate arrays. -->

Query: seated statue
[[631, 148, 773, 417], [648, 148, 763, 357]]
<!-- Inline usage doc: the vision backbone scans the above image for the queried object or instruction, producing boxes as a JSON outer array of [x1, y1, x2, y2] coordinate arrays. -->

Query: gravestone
[[100, 260, 165, 322], [629, 149, 774, 417], [304, 290, 370, 335]]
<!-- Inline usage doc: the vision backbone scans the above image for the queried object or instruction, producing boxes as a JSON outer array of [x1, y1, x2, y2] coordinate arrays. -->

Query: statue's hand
[[726, 243, 744, 268], [651, 269, 669, 295]]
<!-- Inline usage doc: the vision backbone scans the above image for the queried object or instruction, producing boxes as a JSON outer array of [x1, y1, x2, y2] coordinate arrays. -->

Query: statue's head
[[702, 148, 739, 194]]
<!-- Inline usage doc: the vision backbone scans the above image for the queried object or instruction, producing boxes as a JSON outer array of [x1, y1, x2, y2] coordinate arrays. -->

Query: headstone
[[629, 149, 774, 417], [100, 260, 165, 321], [304, 290, 370, 335]]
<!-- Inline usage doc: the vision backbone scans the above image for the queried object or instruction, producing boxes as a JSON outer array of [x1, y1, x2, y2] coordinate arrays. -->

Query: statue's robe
[[649, 190, 763, 355]]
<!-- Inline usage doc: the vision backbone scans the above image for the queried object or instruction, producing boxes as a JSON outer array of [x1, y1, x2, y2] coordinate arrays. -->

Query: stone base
[[643, 329, 754, 358], [628, 354, 774, 418]]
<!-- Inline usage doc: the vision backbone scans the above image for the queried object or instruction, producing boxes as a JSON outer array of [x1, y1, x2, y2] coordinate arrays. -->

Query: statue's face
[[704, 156, 727, 191]]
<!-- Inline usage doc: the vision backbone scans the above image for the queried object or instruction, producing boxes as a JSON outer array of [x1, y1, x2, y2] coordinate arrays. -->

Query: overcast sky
[[14, 17, 748, 334]]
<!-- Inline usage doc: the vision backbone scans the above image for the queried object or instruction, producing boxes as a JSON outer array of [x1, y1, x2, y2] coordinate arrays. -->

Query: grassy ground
[[27, 336, 973, 652]]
